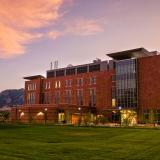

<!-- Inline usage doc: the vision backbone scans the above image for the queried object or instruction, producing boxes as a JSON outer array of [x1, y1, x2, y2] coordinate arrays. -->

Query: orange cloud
[[0, 0, 63, 58]]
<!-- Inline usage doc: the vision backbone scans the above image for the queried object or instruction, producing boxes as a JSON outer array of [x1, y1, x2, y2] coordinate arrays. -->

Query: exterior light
[[20, 112, 24, 117], [78, 107, 82, 125], [44, 108, 48, 125], [37, 112, 44, 116], [119, 106, 122, 110]]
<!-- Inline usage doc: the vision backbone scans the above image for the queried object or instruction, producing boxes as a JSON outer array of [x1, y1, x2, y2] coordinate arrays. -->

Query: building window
[[55, 90, 60, 104], [27, 92, 36, 104], [77, 89, 83, 106], [115, 59, 137, 108], [77, 78, 83, 86], [27, 83, 36, 91], [55, 81, 61, 88], [48, 82, 51, 89], [89, 76, 96, 85], [45, 82, 51, 90], [43, 92, 51, 104], [64, 90, 72, 104], [65, 79, 72, 87], [77, 66, 88, 74], [58, 113, 65, 123], [89, 88, 96, 107], [89, 64, 100, 72]]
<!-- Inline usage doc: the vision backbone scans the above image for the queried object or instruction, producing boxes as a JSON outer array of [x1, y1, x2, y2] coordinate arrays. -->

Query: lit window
[[58, 113, 65, 123], [55, 81, 58, 88], [55, 81, 61, 88], [48, 82, 51, 89], [28, 84, 30, 90], [58, 81, 61, 88]]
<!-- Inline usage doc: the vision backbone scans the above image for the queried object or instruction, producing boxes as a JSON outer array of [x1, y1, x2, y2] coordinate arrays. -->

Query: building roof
[[106, 48, 154, 60], [23, 75, 45, 80]]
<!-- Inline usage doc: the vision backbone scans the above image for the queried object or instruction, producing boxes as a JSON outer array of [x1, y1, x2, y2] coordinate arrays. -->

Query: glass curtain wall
[[115, 59, 137, 108]]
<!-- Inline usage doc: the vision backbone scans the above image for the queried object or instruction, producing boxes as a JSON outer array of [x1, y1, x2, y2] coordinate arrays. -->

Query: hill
[[0, 89, 24, 108]]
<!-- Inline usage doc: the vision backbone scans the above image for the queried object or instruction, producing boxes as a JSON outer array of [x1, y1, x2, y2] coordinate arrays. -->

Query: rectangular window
[[64, 90, 72, 104], [89, 88, 96, 107], [77, 66, 88, 74], [66, 68, 76, 76], [77, 89, 83, 106], [27, 83, 36, 91], [47, 71, 55, 78], [43, 92, 51, 104], [115, 59, 137, 108], [55, 90, 60, 104], [77, 78, 83, 86], [89, 77, 96, 85], [56, 70, 65, 77], [65, 79, 72, 87], [48, 82, 51, 89], [27, 92, 36, 104], [45, 83, 48, 90], [55, 81, 61, 88], [89, 64, 100, 72]]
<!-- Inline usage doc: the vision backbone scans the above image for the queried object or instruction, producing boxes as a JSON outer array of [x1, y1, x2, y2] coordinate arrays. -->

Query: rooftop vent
[[67, 64, 73, 68], [93, 58, 101, 63]]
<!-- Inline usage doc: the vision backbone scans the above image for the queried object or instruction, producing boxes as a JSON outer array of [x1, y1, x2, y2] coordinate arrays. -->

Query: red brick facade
[[138, 55, 160, 110], [24, 70, 114, 110], [11, 68, 115, 124], [10, 48, 160, 124]]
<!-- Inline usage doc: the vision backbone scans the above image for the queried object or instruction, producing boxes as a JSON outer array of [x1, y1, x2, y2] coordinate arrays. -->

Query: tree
[[0, 111, 10, 123]]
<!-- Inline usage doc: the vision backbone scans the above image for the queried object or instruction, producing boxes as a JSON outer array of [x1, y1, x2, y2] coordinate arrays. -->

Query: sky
[[0, 0, 160, 91]]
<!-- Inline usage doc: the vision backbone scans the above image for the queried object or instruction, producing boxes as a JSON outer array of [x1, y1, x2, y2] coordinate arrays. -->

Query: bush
[[0, 111, 10, 123]]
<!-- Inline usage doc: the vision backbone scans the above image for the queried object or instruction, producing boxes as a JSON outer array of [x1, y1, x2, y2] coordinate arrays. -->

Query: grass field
[[0, 125, 160, 160]]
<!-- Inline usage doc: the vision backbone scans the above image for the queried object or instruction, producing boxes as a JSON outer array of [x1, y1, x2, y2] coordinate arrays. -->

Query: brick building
[[11, 48, 160, 125]]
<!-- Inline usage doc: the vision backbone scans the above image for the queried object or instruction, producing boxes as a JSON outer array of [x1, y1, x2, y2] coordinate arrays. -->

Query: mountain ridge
[[0, 89, 24, 108]]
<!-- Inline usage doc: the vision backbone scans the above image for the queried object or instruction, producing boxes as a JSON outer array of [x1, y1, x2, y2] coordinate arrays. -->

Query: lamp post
[[78, 107, 81, 126], [18, 109, 21, 122], [119, 106, 122, 126], [44, 108, 48, 125]]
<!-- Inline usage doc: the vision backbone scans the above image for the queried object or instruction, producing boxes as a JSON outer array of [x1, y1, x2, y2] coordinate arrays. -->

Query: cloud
[[47, 31, 62, 40], [64, 19, 103, 36], [48, 19, 104, 39], [0, 0, 63, 58], [0, 0, 104, 58]]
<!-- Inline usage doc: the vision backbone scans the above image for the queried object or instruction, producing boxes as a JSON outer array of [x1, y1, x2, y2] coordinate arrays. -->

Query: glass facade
[[114, 59, 137, 108]]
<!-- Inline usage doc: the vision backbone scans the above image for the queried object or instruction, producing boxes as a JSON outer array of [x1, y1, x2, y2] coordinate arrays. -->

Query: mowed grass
[[0, 125, 160, 160]]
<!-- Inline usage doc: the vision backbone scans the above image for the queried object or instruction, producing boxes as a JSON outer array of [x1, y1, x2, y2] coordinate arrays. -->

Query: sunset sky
[[0, 0, 160, 91]]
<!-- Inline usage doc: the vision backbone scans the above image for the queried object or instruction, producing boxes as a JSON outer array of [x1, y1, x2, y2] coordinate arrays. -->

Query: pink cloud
[[48, 19, 104, 40], [0, 0, 63, 58], [47, 31, 62, 40], [64, 19, 104, 36], [0, 0, 104, 58]]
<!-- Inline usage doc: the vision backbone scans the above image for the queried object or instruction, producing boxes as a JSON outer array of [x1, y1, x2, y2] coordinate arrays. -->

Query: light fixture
[[20, 112, 24, 117], [37, 112, 44, 116]]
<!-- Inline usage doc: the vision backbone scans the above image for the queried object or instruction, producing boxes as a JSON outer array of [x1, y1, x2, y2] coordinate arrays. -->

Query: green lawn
[[0, 125, 160, 160]]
